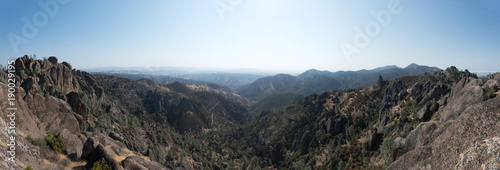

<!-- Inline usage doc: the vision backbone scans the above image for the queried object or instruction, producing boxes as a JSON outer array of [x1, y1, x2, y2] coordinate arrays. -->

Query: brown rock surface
[[389, 95, 500, 169]]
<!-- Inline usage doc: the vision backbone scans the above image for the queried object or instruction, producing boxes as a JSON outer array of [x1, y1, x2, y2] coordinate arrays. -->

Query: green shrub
[[92, 157, 112, 170], [25, 135, 34, 141], [380, 136, 396, 167], [44, 134, 65, 153], [25, 166, 33, 170], [485, 90, 496, 100]]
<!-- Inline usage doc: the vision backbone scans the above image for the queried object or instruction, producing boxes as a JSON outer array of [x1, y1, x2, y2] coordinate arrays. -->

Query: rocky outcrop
[[435, 78, 485, 121], [24, 93, 81, 135], [378, 80, 407, 127], [418, 82, 449, 105], [326, 116, 347, 136], [494, 73, 500, 80], [66, 92, 89, 122], [482, 79, 499, 92], [82, 137, 98, 159], [389, 75, 500, 169], [85, 144, 122, 170], [416, 101, 439, 122], [368, 128, 384, 151], [14, 55, 104, 100], [81, 133, 166, 169], [389, 93, 500, 169], [109, 132, 124, 142], [375, 75, 384, 87]]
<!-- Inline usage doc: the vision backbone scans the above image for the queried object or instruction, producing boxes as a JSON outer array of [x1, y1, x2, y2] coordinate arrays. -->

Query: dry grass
[[114, 147, 151, 162]]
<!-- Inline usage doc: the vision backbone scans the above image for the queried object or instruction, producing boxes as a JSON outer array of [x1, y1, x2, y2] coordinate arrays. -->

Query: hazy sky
[[0, 0, 499, 73]]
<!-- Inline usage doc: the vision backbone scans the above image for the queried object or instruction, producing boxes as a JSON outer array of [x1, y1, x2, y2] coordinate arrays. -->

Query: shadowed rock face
[[378, 80, 407, 127]]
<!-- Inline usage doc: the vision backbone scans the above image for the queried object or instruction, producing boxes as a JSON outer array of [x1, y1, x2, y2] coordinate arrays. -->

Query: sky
[[0, 0, 499, 74]]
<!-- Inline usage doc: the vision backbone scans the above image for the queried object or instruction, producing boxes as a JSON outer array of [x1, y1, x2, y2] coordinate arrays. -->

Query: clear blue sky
[[0, 0, 499, 73]]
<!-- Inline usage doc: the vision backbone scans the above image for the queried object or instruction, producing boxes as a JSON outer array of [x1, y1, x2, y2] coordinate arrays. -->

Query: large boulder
[[85, 144, 122, 170], [59, 129, 83, 159], [48, 56, 58, 64], [482, 79, 499, 92], [109, 132, 124, 142], [81, 137, 98, 159], [24, 93, 81, 135]]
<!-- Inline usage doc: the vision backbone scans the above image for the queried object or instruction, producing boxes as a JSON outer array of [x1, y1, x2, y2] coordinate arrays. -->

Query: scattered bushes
[[25, 135, 33, 142], [92, 157, 112, 170], [44, 133, 65, 153], [128, 116, 140, 130]]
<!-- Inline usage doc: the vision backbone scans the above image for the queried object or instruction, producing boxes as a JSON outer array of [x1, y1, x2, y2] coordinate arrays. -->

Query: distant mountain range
[[94, 64, 441, 102], [238, 64, 441, 100], [87, 67, 267, 89]]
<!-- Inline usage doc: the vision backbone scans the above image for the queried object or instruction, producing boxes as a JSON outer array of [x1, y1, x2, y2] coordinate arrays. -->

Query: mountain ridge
[[239, 63, 441, 101]]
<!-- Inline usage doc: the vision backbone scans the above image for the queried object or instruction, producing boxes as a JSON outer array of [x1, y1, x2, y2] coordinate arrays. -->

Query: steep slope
[[104, 73, 254, 106], [249, 92, 305, 116], [94, 74, 251, 133]]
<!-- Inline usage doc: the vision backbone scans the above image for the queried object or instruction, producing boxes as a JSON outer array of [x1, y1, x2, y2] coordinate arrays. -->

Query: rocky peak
[[375, 75, 384, 87]]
